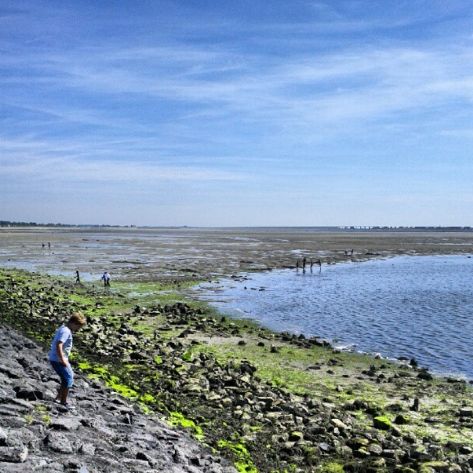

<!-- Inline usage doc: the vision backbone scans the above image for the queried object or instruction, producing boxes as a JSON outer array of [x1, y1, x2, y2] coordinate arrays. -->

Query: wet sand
[[1, 227, 473, 281]]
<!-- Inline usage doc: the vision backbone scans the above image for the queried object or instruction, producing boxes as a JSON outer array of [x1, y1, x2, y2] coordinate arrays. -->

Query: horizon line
[[1, 221, 473, 231]]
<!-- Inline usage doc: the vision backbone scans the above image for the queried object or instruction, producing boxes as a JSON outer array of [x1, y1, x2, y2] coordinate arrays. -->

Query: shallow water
[[198, 255, 473, 379]]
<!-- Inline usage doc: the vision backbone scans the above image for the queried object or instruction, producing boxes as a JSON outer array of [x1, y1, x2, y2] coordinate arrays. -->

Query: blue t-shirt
[[49, 325, 73, 362]]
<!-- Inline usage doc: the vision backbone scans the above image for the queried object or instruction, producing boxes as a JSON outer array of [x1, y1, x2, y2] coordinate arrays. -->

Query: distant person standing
[[101, 271, 111, 287], [48, 242, 51, 249], [75, 270, 80, 284]]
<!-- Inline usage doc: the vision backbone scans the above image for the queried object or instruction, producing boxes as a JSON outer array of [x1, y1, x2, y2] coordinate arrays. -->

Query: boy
[[49, 312, 87, 409]]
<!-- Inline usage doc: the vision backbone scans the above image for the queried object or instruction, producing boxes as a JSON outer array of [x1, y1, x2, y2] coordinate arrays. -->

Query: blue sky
[[1, 0, 473, 226]]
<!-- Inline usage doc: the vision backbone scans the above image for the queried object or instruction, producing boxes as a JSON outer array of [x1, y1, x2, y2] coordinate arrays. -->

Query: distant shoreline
[[2, 221, 473, 232]]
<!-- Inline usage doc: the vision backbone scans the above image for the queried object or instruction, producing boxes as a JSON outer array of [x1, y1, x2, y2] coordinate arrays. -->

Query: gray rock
[[318, 442, 332, 452], [16, 427, 42, 446], [173, 446, 186, 464], [0, 445, 28, 463], [0, 426, 7, 445], [122, 458, 153, 470], [136, 450, 153, 463], [0, 415, 28, 428], [0, 403, 32, 416], [14, 385, 45, 401], [83, 416, 115, 437], [331, 418, 349, 430], [46, 432, 74, 453], [50, 417, 82, 431], [79, 443, 96, 455], [459, 407, 473, 418], [5, 433, 27, 449], [0, 462, 37, 472], [368, 444, 383, 456], [9, 398, 35, 410], [0, 365, 23, 379]]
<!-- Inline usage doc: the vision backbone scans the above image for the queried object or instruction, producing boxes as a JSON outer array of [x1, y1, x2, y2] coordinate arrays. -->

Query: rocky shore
[[1, 268, 473, 472], [0, 324, 236, 473]]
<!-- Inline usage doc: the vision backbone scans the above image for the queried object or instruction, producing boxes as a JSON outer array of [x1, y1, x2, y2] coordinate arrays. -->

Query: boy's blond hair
[[68, 312, 87, 327]]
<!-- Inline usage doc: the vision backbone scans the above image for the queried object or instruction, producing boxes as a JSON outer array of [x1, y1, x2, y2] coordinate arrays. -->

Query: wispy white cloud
[[3, 39, 473, 182], [0, 136, 246, 184], [3, 41, 473, 131]]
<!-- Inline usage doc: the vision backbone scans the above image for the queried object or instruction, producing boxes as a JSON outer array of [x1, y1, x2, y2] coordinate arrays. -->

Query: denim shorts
[[50, 361, 74, 388]]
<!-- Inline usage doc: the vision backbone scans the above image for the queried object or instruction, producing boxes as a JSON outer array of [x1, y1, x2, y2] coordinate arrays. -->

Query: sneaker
[[58, 402, 76, 412]]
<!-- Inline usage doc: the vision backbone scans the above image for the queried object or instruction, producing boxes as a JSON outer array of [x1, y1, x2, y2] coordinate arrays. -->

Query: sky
[[1, 0, 473, 226]]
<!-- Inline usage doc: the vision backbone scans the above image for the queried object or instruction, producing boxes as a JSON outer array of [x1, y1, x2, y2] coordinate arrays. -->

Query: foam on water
[[198, 255, 473, 379]]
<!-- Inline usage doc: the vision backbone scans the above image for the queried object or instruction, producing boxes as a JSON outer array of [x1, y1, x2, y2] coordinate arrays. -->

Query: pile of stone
[[0, 324, 236, 473]]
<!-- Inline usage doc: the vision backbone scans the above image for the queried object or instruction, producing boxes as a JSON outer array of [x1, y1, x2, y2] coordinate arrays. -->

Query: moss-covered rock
[[373, 415, 392, 430]]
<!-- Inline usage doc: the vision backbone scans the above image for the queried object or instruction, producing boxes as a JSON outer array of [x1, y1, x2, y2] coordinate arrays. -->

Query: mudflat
[[1, 227, 473, 281]]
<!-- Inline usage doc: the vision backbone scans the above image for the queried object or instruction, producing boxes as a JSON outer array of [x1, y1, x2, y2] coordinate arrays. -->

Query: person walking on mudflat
[[75, 270, 80, 284], [48, 312, 86, 410], [101, 271, 111, 287]]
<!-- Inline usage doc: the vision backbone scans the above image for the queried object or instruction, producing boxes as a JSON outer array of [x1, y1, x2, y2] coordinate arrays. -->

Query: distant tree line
[[0, 221, 65, 227], [340, 226, 473, 232], [0, 221, 123, 228]]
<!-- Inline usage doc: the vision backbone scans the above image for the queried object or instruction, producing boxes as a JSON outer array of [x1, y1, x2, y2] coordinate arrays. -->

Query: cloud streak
[[3, 41, 473, 131], [0, 136, 246, 185]]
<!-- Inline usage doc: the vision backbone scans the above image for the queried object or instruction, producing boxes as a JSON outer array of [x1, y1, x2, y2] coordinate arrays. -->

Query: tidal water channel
[[197, 255, 473, 379]]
